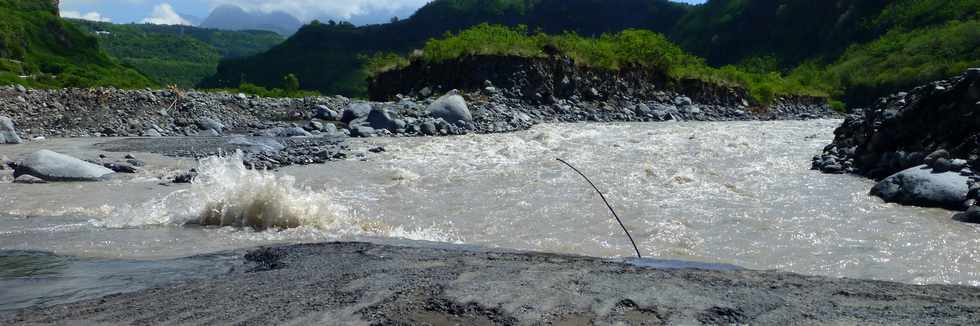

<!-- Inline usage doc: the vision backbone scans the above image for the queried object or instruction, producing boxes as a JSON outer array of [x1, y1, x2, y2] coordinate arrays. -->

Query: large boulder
[[14, 150, 114, 181], [1, 117, 23, 144], [366, 107, 398, 131], [870, 165, 970, 209], [341, 102, 373, 125], [427, 93, 472, 125]]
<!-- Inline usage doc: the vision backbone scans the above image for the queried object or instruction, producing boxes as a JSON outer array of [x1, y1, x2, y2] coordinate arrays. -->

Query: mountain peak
[[200, 5, 302, 35]]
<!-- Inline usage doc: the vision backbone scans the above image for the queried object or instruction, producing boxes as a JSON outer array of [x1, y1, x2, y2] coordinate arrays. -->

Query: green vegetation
[[873, 0, 980, 30], [370, 24, 829, 104], [200, 0, 692, 97], [0, 0, 155, 89], [827, 19, 980, 104], [70, 20, 284, 88]]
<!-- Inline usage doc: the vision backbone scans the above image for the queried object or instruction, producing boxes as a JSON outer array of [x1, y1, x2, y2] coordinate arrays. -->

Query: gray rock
[[341, 103, 373, 125], [315, 105, 340, 121], [14, 85, 26, 93], [924, 150, 950, 166], [634, 104, 652, 115], [421, 121, 438, 136], [418, 87, 432, 98], [103, 162, 140, 174], [283, 127, 313, 137], [427, 94, 472, 125], [198, 129, 222, 137], [260, 127, 312, 138], [143, 129, 162, 137], [0, 116, 23, 144], [366, 107, 398, 131], [13, 174, 46, 184], [321, 123, 338, 135], [953, 206, 980, 224], [870, 165, 970, 209], [14, 150, 114, 182], [225, 137, 285, 153], [307, 120, 324, 131], [173, 171, 197, 184], [197, 118, 225, 134], [674, 96, 693, 106], [350, 125, 376, 138]]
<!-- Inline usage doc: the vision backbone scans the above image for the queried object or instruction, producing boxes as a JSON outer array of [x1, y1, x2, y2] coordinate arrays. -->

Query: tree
[[283, 73, 299, 93]]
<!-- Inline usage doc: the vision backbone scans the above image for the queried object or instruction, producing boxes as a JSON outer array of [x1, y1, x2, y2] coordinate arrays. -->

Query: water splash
[[96, 151, 459, 242]]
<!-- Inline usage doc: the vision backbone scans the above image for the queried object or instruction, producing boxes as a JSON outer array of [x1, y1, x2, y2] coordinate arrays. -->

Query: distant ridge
[[200, 5, 302, 36]]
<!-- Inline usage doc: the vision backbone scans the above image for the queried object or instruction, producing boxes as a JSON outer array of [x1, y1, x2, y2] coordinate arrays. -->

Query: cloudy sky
[[60, 0, 706, 25]]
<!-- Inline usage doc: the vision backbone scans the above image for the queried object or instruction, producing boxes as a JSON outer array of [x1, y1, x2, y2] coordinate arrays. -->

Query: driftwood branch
[[556, 158, 643, 259]]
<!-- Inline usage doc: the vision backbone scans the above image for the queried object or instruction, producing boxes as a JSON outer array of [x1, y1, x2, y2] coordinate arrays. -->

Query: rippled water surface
[[2, 120, 980, 289]]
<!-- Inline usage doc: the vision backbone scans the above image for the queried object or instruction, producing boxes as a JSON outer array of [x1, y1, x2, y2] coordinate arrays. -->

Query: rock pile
[[813, 68, 980, 220]]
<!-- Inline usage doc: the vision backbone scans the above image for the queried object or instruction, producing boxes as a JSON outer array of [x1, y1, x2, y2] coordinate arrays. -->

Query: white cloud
[[141, 3, 192, 25], [61, 10, 112, 22], [208, 0, 431, 21]]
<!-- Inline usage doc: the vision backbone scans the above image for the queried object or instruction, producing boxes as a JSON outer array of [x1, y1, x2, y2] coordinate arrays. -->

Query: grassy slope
[[0, 0, 155, 88], [369, 24, 827, 104], [70, 20, 284, 88]]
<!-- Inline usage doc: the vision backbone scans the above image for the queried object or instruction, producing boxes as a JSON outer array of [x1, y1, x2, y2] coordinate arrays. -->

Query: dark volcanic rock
[[341, 102, 373, 125], [14, 150, 114, 181], [814, 69, 980, 180], [6, 242, 980, 325], [365, 107, 399, 131], [815, 69, 980, 216]]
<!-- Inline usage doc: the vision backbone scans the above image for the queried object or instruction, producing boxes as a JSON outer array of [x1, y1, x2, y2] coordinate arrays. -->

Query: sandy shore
[[4, 241, 980, 325]]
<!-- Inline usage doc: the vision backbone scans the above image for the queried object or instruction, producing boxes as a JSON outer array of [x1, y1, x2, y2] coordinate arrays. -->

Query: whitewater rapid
[[2, 120, 980, 286]]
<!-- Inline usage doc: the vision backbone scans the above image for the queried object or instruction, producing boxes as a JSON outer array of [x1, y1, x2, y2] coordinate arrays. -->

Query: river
[[2, 120, 979, 309]]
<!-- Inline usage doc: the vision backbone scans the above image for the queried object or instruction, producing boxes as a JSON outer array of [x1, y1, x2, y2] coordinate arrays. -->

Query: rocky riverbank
[[5, 241, 980, 325], [0, 76, 838, 172], [369, 54, 836, 121], [813, 69, 980, 219]]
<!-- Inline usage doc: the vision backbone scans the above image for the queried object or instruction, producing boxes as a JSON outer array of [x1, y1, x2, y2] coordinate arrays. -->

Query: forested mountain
[[0, 0, 154, 88], [200, 5, 303, 36], [71, 20, 284, 88], [199, 0, 692, 95], [199, 0, 979, 106]]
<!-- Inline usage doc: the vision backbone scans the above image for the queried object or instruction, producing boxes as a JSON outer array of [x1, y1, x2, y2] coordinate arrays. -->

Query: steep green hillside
[[670, 0, 893, 66], [0, 0, 154, 88], [199, 0, 692, 95], [204, 0, 980, 103], [70, 20, 284, 88], [827, 19, 980, 106]]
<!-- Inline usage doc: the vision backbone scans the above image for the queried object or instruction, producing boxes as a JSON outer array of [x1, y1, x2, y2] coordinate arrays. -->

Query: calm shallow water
[[2, 120, 979, 301]]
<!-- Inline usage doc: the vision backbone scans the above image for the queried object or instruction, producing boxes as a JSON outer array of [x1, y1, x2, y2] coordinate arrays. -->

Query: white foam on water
[[94, 151, 459, 243]]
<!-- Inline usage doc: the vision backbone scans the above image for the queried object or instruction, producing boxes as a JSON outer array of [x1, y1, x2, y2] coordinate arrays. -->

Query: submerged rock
[[870, 165, 969, 210], [13, 174, 46, 184], [14, 150, 114, 181], [953, 206, 980, 224], [102, 162, 140, 174], [0, 116, 23, 144]]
